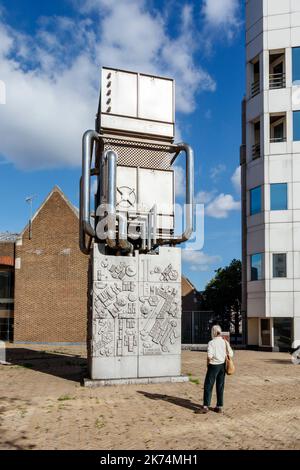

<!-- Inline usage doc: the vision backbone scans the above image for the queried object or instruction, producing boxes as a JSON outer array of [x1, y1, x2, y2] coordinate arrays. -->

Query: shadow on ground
[[137, 391, 206, 413], [263, 358, 293, 365], [5, 348, 87, 383]]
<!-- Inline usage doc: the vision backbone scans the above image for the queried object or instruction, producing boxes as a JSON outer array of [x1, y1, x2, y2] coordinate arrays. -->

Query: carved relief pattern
[[92, 248, 181, 358]]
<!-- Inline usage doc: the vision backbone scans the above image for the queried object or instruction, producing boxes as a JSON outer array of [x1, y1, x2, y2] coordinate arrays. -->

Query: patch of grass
[[57, 394, 75, 401], [188, 376, 200, 385], [19, 408, 27, 418], [95, 416, 105, 429]]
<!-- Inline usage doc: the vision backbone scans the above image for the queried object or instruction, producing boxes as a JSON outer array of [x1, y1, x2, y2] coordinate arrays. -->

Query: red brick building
[[0, 186, 89, 343]]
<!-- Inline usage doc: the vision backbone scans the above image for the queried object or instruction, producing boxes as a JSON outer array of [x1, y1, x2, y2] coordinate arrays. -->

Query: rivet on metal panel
[[107, 72, 111, 79], [107, 107, 111, 113], [106, 98, 111, 105], [106, 90, 111, 96], [107, 81, 112, 88]]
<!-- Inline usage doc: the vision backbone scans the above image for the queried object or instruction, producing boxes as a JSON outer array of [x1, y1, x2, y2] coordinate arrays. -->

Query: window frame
[[293, 110, 300, 142], [250, 185, 262, 216], [272, 253, 287, 279], [270, 183, 288, 211], [250, 253, 263, 281]]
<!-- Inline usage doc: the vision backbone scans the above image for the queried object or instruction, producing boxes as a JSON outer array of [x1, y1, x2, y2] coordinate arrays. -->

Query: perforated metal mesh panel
[[102, 137, 177, 170]]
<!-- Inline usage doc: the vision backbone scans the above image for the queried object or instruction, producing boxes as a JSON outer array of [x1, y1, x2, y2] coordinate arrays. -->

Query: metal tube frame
[[80, 131, 194, 254]]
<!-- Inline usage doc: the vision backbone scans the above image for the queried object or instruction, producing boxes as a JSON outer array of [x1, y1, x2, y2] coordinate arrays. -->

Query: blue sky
[[0, 0, 244, 290]]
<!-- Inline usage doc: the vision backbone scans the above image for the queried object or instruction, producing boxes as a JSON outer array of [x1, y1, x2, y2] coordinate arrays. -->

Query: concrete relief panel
[[91, 246, 182, 379]]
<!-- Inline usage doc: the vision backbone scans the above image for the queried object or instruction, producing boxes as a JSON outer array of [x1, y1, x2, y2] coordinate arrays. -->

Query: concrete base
[[84, 375, 189, 387]]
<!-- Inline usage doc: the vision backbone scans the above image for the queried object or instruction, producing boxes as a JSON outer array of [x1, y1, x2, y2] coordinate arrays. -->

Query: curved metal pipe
[[105, 150, 118, 249], [79, 177, 91, 254], [157, 142, 194, 246], [81, 130, 100, 241]]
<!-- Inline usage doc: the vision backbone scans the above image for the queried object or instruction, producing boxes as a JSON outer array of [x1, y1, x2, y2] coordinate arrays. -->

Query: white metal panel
[[101, 114, 174, 138], [138, 168, 173, 214], [101, 69, 137, 117], [138, 75, 173, 123]]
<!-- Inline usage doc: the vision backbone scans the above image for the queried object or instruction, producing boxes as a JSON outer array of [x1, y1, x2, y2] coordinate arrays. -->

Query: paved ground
[[0, 344, 299, 450]]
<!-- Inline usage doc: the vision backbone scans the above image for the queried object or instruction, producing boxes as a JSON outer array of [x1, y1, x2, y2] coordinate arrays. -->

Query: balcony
[[269, 72, 286, 89], [251, 80, 260, 98], [252, 143, 261, 159], [270, 137, 286, 143]]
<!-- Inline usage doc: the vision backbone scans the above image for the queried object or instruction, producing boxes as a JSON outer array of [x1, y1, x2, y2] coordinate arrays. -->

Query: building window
[[250, 186, 262, 215], [252, 120, 261, 159], [251, 253, 263, 281], [270, 183, 288, 211], [250, 56, 260, 97], [273, 253, 287, 278], [293, 111, 300, 141], [292, 47, 300, 85], [261, 319, 271, 346], [270, 114, 286, 143], [269, 51, 286, 89], [0, 267, 14, 341]]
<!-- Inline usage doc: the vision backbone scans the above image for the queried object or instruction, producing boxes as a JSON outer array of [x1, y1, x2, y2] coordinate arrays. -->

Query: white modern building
[[242, 0, 300, 350]]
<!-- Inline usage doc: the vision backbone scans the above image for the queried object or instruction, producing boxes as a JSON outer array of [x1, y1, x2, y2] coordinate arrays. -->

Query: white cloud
[[202, 0, 241, 39], [210, 163, 226, 181], [182, 249, 221, 272], [0, 1, 217, 169], [231, 166, 241, 193], [195, 190, 216, 205], [206, 193, 240, 218]]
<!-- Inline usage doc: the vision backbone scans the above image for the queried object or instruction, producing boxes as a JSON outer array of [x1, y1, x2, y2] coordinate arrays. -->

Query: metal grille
[[102, 137, 177, 170]]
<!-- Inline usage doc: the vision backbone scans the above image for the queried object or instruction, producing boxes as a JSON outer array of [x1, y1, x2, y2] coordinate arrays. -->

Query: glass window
[[0, 269, 14, 299], [293, 111, 300, 141], [273, 253, 287, 278], [251, 253, 263, 281], [292, 47, 300, 84], [250, 186, 262, 215], [270, 183, 287, 211]]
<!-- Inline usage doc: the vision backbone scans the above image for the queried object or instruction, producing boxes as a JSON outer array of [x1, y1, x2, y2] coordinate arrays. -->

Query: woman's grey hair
[[211, 325, 222, 339]]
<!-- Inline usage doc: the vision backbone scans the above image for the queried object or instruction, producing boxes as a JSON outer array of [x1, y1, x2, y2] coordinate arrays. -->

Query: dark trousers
[[203, 363, 226, 407]]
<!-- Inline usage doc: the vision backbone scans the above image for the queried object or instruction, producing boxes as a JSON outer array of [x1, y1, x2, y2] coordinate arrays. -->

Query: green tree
[[203, 259, 242, 335]]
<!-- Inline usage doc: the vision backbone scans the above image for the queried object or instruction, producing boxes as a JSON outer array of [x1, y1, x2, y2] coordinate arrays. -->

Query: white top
[[207, 336, 234, 365]]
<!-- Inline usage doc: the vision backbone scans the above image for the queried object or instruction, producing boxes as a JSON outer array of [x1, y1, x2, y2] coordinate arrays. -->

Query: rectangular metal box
[[100, 67, 175, 140]]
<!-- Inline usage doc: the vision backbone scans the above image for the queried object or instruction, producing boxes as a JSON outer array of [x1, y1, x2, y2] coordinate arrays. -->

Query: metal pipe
[[81, 130, 100, 239], [105, 149, 118, 249], [79, 177, 88, 254], [156, 142, 194, 246]]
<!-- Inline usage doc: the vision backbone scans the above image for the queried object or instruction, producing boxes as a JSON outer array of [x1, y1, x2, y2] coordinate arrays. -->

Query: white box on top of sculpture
[[100, 67, 175, 140]]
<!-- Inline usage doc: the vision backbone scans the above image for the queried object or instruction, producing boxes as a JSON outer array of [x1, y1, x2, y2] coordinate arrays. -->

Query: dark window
[[251, 253, 263, 281], [250, 186, 262, 215], [293, 111, 300, 141], [273, 253, 287, 278], [0, 269, 14, 299], [270, 183, 288, 211], [273, 318, 293, 351], [292, 47, 300, 84], [261, 319, 271, 346]]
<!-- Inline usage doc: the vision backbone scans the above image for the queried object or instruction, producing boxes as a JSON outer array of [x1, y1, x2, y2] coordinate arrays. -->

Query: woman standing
[[199, 325, 233, 414]]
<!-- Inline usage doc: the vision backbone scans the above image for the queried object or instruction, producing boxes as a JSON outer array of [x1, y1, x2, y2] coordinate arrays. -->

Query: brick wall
[[14, 187, 89, 343]]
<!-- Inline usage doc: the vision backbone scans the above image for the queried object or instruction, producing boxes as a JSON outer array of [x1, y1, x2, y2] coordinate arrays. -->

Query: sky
[[0, 0, 245, 290]]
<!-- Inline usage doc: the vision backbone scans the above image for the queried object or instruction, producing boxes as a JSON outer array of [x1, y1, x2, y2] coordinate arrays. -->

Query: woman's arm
[[225, 340, 234, 358]]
